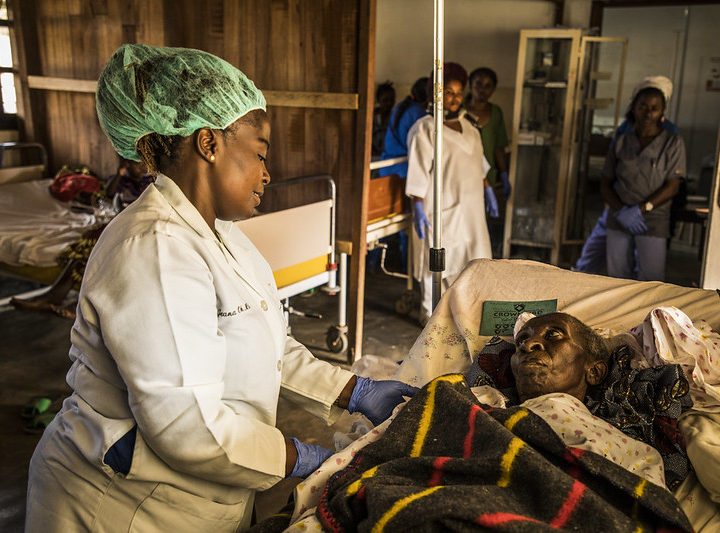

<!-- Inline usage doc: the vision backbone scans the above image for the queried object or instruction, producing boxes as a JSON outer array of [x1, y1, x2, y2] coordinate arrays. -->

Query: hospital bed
[[0, 143, 104, 305], [331, 156, 415, 356], [265, 259, 720, 531], [365, 156, 415, 315], [235, 174, 346, 350], [0, 153, 346, 349], [328, 157, 415, 358]]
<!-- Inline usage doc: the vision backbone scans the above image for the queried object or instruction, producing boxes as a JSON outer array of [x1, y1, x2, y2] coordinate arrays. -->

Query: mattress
[[0, 179, 100, 268]]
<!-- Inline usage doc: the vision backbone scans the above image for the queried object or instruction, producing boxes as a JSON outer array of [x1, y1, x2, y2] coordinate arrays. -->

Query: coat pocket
[[129, 483, 249, 532]]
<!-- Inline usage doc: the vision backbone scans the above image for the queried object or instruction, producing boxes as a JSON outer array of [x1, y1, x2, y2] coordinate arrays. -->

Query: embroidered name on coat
[[217, 303, 251, 317]]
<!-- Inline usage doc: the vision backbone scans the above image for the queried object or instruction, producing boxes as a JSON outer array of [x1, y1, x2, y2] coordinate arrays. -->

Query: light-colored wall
[[563, 0, 592, 29], [677, 5, 720, 184], [602, 5, 720, 182], [375, 0, 566, 125]]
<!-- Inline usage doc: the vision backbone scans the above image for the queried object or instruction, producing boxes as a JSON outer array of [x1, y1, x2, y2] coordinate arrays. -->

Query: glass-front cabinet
[[503, 29, 627, 265]]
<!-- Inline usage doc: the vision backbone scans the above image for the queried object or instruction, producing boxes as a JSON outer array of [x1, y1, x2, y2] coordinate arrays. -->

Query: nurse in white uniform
[[406, 62, 495, 323], [25, 44, 416, 532]]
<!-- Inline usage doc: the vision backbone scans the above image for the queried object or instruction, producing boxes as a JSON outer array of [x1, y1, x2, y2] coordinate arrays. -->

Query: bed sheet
[[0, 179, 100, 267]]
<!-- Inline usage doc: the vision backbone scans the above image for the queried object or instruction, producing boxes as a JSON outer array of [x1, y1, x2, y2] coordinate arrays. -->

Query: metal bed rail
[[262, 174, 349, 352]]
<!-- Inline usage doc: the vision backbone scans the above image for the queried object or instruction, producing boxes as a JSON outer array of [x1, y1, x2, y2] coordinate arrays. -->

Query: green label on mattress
[[480, 299, 558, 336]]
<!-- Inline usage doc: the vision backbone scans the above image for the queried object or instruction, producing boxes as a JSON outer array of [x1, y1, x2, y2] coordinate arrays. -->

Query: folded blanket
[[317, 375, 691, 532]]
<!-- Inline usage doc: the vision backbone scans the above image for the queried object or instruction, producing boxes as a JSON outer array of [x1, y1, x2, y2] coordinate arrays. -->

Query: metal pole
[[430, 0, 445, 311], [327, 178, 337, 290]]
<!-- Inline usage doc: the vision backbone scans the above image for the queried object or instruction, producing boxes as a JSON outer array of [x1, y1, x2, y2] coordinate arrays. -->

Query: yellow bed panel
[[273, 254, 328, 289]]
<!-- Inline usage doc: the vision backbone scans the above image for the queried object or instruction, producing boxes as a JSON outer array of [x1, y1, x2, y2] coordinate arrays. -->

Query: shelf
[[506, 30, 627, 266], [523, 81, 568, 89], [508, 239, 555, 248], [517, 131, 559, 146], [517, 140, 561, 147]]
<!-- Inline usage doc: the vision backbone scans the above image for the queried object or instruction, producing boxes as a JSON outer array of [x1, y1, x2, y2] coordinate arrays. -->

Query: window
[[0, 0, 17, 127]]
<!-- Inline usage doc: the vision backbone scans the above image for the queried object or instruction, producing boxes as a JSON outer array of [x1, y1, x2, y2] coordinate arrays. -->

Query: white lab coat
[[406, 114, 492, 317], [25, 174, 353, 532]]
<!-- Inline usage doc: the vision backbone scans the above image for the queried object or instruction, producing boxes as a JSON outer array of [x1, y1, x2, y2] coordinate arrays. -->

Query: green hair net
[[96, 44, 266, 161]]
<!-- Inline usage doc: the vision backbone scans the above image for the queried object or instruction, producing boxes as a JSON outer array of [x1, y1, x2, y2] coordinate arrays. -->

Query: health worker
[[25, 44, 417, 532]]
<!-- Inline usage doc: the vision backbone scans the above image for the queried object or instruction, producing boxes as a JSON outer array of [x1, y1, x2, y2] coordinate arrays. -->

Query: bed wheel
[[326, 327, 348, 353], [394, 290, 414, 315]]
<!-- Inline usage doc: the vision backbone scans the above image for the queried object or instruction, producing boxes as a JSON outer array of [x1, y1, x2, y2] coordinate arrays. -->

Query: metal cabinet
[[503, 29, 627, 265]]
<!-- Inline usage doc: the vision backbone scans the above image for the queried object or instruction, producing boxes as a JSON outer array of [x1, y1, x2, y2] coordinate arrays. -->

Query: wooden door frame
[[347, 0, 375, 361]]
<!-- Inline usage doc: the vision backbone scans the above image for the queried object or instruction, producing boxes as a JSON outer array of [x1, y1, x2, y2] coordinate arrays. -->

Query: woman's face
[[443, 79, 464, 113], [632, 93, 664, 129], [470, 74, 496, 104], [510, 313, 592, 402], [210, 114, 271, 221]]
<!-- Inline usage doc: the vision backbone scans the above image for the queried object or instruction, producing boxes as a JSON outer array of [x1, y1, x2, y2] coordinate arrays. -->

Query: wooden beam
[[26, 75, 359, 110], [347, 0, 375, 362], [265, 91, 358, 110], [28, 75, 97, 93]]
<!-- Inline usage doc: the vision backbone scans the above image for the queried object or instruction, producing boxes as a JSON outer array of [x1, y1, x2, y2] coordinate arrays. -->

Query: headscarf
[[96, 44, 266, 161], [631, 75, 673, 103]]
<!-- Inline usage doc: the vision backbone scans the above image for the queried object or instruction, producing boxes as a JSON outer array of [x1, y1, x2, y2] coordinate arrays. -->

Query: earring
[[210, 154, 215, 162]]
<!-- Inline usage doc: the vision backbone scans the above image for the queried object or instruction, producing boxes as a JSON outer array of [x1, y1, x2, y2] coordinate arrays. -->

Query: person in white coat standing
[[24, 44, 417, 532], [406, 62, 496, 324]]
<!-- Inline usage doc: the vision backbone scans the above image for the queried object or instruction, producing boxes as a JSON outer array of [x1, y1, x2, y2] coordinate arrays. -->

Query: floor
[[0, 245, 703, 531]]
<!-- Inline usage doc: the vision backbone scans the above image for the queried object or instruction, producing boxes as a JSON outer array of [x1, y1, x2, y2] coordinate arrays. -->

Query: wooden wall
[[14, 0, 368, 239], [12, 0, 375, 357]]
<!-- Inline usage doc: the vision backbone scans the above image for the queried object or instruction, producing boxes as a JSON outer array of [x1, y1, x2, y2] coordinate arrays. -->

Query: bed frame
[[236, 174, 346, 351]]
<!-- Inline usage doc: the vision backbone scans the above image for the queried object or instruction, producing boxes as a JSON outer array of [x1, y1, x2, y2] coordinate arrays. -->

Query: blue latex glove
[[614, 205, 647, 235], [499, 171, 511, 199], [484, 186, 499, 218], [348, 376, 420, 426], [412, 200, 430, 239], [288, 438, 333, 478]]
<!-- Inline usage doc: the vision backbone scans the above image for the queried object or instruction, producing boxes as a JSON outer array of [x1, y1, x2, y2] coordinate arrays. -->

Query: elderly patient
[[265, 311, 694, 532], [305, 311, 693, 532], [468, 310, 691, 490], [510, 312, 609, 402]]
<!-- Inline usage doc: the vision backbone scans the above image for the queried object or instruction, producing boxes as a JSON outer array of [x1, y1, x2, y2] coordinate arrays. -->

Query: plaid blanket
[[317, 375, 691, 532]]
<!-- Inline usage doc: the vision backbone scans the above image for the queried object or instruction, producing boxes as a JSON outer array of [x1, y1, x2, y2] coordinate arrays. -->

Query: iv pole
[[430, 0, 445, 310]]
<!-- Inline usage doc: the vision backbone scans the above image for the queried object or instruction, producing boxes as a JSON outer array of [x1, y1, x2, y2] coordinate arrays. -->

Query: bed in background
[[0, 143, 106, 293], [0, 178, 102, 281]]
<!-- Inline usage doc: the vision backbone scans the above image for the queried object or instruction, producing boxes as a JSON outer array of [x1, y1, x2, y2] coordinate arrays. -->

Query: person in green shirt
[[464, 67, 510, 257]]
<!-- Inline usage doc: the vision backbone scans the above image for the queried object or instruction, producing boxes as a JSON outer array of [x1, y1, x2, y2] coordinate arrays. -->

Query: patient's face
[[511, 313, 592, 402]]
